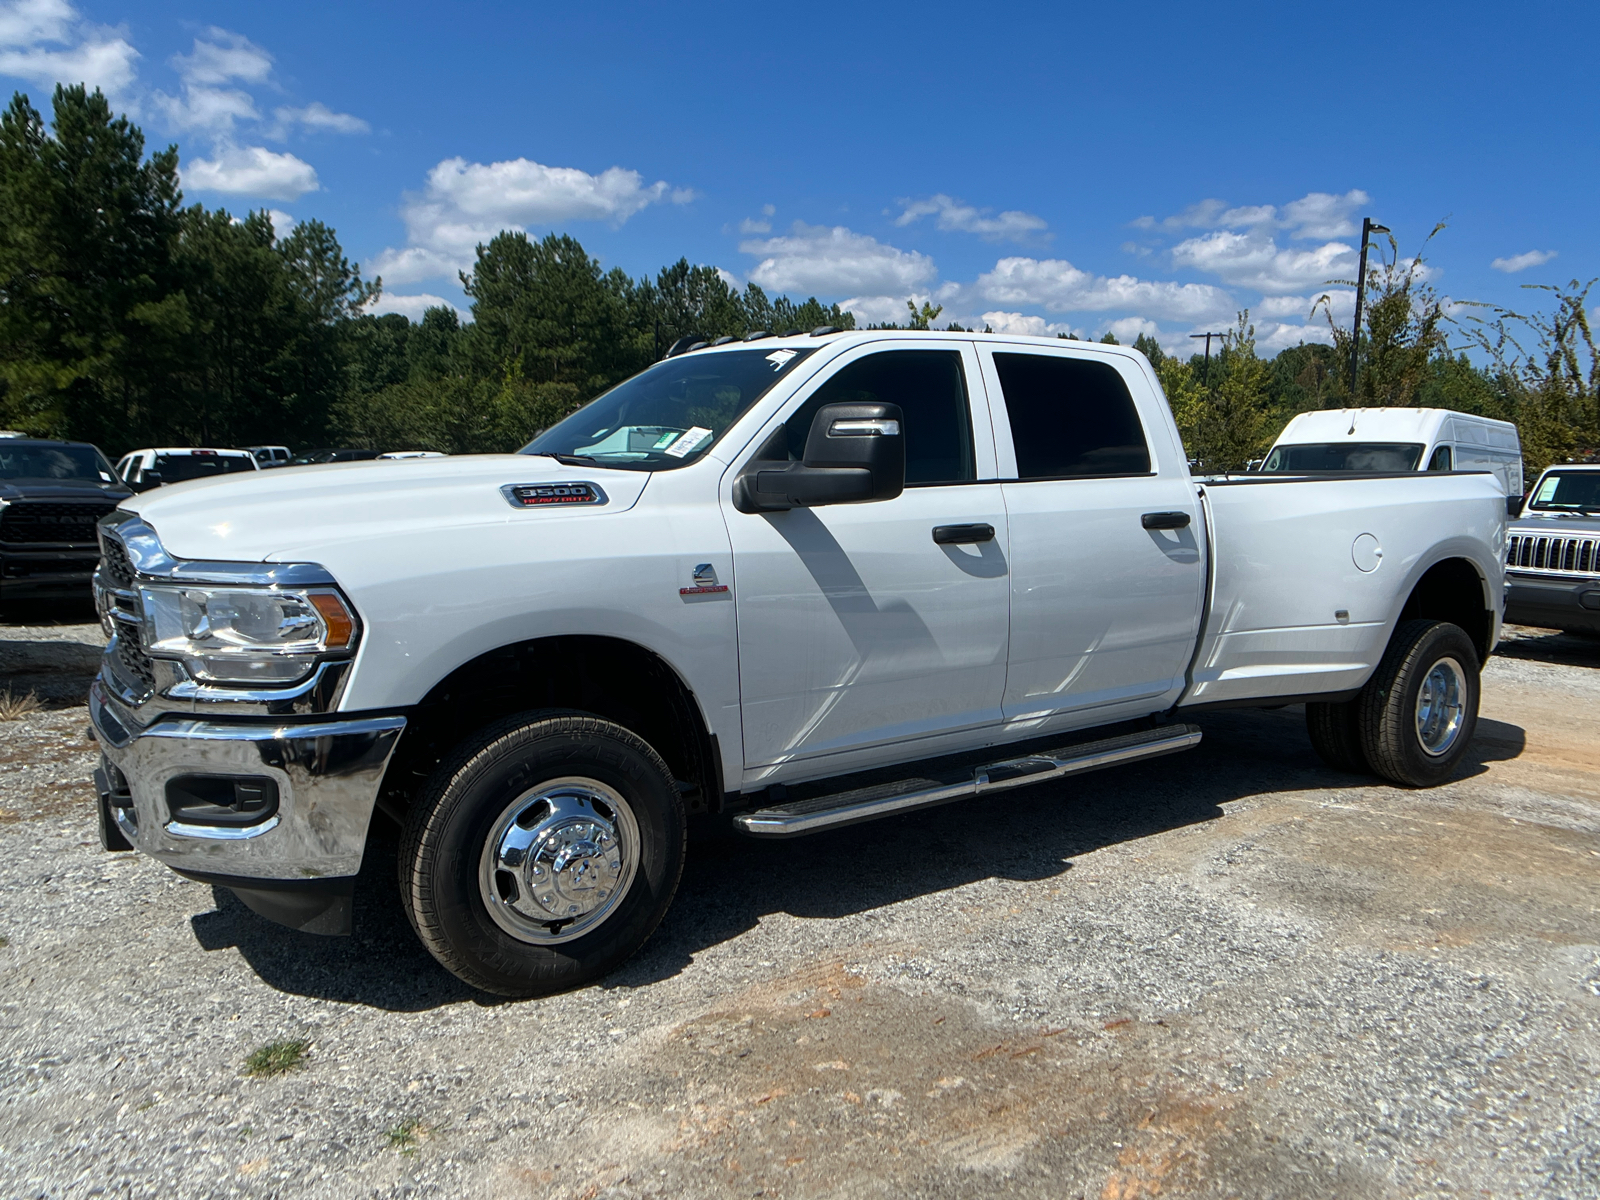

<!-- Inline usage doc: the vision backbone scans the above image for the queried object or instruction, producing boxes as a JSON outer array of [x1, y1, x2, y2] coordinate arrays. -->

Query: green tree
[[906, 299, 943, 330], [0, 85, 185, 442], [1190, 312, 1272, 471], [1465, 278, 1598, 473], [1315, 224, 1448, 407]]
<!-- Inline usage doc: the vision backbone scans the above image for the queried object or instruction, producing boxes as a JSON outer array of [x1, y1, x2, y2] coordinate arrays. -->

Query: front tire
[[399, 712, 686, 997], [1356, 619, 1480, 788]]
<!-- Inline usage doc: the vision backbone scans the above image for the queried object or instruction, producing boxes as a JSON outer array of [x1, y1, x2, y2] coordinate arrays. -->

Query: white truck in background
[[88, 331, 1506, 997], [1260, 407, 1523, 501]]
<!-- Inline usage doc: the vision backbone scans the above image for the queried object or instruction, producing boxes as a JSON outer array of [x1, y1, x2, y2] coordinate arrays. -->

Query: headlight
[[140, 584, 357, 684]]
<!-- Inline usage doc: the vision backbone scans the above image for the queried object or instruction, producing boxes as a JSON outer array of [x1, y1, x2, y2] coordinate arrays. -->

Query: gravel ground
[[2, 608, 1598, 1200]]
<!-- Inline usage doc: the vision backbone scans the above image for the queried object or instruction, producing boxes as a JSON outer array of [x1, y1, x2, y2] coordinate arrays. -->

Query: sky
[[2, 0, 1596, 355]]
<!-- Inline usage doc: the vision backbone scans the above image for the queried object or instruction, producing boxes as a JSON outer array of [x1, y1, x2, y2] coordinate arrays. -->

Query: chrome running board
[[733, 724, 1203, 838]]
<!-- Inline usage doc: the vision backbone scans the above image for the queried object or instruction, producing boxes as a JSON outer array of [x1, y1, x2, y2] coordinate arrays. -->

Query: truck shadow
[[1494, 626, 1600, 670], [191, 705, 1527, 1011]]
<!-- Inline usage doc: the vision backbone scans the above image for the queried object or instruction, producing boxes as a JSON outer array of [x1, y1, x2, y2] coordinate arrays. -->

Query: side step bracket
[[733, 724, 1202, 838]]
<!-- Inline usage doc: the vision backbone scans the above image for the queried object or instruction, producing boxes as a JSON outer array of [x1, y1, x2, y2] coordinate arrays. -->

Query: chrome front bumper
[[88, 679, 405, 881]]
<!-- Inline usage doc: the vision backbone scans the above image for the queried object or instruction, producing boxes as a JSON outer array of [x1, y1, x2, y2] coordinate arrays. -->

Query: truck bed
[[1181, 472, 1507, 708]]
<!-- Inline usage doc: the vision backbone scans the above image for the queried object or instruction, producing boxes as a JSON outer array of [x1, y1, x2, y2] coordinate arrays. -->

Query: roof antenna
[[1347, 411, 1358, 436]]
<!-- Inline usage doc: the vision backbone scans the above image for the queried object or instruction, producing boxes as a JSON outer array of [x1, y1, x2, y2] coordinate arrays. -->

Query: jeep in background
[[1505, 463, 1600, 634], [0, 438, 130, 603]]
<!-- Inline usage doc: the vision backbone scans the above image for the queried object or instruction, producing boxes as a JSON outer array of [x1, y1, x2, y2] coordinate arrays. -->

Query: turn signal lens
[[309, 591, 356, 648]]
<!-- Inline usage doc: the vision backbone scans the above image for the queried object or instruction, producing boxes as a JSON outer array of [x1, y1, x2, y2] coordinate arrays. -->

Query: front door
[[724, 341, 1010, 777], [977, 345, 1204, 730]]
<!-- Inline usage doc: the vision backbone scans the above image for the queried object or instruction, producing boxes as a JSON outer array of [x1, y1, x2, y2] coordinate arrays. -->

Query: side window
[[785, 350, 975, 485], [993, 353, 1151, 479], [1427, 445, 1453, 471]]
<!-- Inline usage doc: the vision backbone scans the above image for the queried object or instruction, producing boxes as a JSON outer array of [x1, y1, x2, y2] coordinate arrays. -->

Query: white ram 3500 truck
[[89, 331, 1506, 996]]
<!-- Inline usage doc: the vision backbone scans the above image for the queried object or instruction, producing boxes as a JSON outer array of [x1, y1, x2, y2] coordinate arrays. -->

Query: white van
[[1260, 408, 1523, 498]]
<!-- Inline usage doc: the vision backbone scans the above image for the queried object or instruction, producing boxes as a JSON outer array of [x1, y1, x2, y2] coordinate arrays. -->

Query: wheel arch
[[1393, 554, 1495, 666], [377, 634, 724, 821]]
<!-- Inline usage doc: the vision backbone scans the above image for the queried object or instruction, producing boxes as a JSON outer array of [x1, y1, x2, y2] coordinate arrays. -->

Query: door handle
[[932, 523, 995, 545], [1141, 511, 1191, 530]]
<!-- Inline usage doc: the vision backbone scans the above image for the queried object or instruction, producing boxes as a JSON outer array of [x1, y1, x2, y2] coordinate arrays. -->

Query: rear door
[[976, 344, 1204, 730], [724, 340, 1010, 776]]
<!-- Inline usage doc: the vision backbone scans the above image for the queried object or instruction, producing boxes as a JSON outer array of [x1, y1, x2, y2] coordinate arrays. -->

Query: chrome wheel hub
[[479, 777, 640, 945], [1415, 656, 1467, 757]]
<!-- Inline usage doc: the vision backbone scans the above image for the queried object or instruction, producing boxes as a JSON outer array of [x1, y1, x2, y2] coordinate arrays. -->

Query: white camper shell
[[1261, 408, 1523, 497]]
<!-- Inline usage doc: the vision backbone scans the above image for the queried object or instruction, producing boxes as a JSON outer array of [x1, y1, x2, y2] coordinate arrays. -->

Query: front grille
[[113, 622, 157, 691], [99, 528, 136, 587], [98, 526, 156, 693], [0, 500, 117, 545], [1507, 533, 1600, 576]]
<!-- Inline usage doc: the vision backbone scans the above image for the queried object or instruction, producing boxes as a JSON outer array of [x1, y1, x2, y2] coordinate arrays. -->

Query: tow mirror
[[734, 402, 906, 512], [1507, 494, 1524, 518]]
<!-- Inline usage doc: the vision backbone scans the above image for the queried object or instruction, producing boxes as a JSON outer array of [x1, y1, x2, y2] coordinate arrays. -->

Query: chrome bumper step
[[733, 723, 1203, 838]]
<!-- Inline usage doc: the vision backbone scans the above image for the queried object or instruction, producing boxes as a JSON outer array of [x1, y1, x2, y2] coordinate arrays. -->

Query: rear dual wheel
[[1305, 619, 1479, 788], [398, 712, 686, 997]]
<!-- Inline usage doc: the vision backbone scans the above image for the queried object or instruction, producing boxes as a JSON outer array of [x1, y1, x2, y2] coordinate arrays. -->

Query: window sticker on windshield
[[652, 431, 680, 449], [765, 349, 797, 370], [663, 426, 713, 458], [1537, 476, 1560, 501]]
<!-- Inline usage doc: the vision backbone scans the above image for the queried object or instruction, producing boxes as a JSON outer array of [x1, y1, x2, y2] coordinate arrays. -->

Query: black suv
[[0, 438, 131, 603]]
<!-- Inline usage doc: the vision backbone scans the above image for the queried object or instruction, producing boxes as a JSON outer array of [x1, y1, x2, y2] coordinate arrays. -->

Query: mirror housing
[[1506, 494, 1524, 518], [734, 402, 906, 512], [131, 470, 163, 492]]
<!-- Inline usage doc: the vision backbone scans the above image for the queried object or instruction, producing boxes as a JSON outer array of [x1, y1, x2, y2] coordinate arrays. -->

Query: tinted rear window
[[993, 353, 1151, 479], [152, 454, 255, 482]]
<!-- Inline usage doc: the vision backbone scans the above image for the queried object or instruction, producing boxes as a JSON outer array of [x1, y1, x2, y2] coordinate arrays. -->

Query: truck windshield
[[1528, 470, 1600, 512], [1260, 442, 1424, 472], [0, 442, 118, 484], [521, 347, 815, 470], [152, 453, 256, 482]]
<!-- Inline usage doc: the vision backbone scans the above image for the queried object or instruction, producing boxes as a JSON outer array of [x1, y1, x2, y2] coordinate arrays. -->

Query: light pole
[[1348, 217, 1390, 398], [1189, 331, 1227, 383]]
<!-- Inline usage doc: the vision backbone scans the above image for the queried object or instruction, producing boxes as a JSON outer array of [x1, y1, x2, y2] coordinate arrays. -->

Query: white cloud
[[172, 27, 271, 86], [1133, 190, 1368, 242], [742, 222, 936, 296], [714, 267, 741, 290], [269, 101, 369, 137], [893, 194, 1049, 243], [266, 208, 294, 238], [1102, 316, 1161, 344], [370, 155, 693, 285], [183, 144, 318, 200], [739, 215, 771, 234], [839, 294, 921, 326], [1280, 191, 1367, 240], [154, 84, 256, 133], [367, 246, 459, 286], [367, 292, 465, 321], [981, 311, 1051, 336], [1170, 230, 1355, 293], [1491, 249, 1557, 274], [0, 0, 139, 98], [1254, 320, 1335, 354], [973, 256, 1235, 322]]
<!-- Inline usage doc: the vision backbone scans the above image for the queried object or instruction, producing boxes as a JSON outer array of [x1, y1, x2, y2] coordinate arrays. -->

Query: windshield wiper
[[531, 452, 598, 466]]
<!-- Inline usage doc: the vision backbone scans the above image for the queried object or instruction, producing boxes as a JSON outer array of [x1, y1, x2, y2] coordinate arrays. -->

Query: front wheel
[[1356, 619, 1480, 787], [399, 712, 686, 997]]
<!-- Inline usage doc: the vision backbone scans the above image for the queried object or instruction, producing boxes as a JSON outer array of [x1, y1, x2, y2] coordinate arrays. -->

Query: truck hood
[[119, 454, 651, 564], [0, 479, 132, 504], [1511, 511, 1600, 535]]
